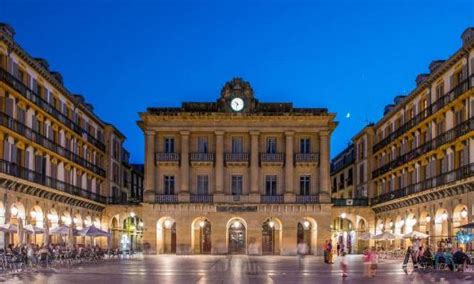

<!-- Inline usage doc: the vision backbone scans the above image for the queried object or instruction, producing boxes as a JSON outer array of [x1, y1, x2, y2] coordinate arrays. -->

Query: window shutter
[[3, 140, 10, 161], [449, 75, 455, 90], [11, 144, 17, 164]]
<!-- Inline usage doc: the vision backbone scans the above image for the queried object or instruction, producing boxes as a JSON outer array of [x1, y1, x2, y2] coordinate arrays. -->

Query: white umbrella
[[358, 232, 373, 241], [77, 225, 111, 237], [0, 223, 18, 233], [50, 225, 74, 235], [24, 225, 45, 234], [373, 232, 402, 240], [403, 231, 429, 239]]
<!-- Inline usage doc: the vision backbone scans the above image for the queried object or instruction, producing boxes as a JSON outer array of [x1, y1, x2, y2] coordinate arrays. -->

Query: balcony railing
[[155, 194, 178, 203], [295, 153, 319, 163], [0, 67, 106, 151], [330, 152, 355, 173], [260, 153, 284, 163], [190, 194, 213, 203], [0, 159, 106, 203], [372, 117, 474, 178], [189, 153, 215, 162], [260, 195, 284, 203], [371, 163, 474, 205], [295, 195, 319, 204], [332, 198, 369, 206], [155, 152, 180, 162], [225, 153, 249, 162], [0, 112, 106, 177], [373, 75, 473, 153]]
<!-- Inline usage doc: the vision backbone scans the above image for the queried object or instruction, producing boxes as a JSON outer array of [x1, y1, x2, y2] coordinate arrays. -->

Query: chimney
[[461, 27, 474, 45], [429, 60, 445, 73], [34, 58, 50, 70], [50, 71, 63, 85], [0, 23, 15, 38], [415, 73, 429, 86]]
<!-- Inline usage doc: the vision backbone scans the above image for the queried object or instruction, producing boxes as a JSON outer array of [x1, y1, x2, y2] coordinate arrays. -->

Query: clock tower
[[217, 77, 257, 113]]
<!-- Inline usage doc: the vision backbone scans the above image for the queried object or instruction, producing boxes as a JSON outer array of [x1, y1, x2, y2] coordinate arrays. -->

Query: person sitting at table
[[444, 249, 455, 271], [453, 247, 471, 272], [434, 248, 446, 269], [420, 247, 433, 267]]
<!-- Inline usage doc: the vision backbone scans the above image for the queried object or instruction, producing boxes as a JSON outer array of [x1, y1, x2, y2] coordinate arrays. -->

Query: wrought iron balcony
[[0, 159, 106, 203], [190, 153, 215, 164], [260, 195, 284, 203], [0, 67, 106, 151], [154, 194, 178, 203], [260, 153, 284, 165], [190, 194, 213, 203], [225, 153, 249, 164], [371, 163, 474, 205], [372, 117, 474, 178], [295, 195, 319, 204], [155, 152, 180, 163], [295, 153, 319, 164], [0, 112, 106, 177], [373, 75, 473, 153], [332, 198, 369, 207]]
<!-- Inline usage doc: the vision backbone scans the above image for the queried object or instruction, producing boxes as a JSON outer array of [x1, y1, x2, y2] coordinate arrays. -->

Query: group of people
[[403, 243, 472, 272]]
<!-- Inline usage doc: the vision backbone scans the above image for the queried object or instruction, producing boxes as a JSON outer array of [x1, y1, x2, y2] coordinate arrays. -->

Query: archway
[[110, 216, 120, 249], [28, 205, 44, 245], [46, 209, 60, 244], [226, 217, 247, 254], [434, 208, 449, 247], [156, 217, 176, 254], [357, 219, 369, 253], [123, 215, 144, 251], [261, 218, 282, 255], [375, 219, 384, 235], [297, 217, 317, 255], [191, 217, 212, 254], [332, 217, 354, 254], [9, 202, 26, 245], [453, 204, 469, 244]]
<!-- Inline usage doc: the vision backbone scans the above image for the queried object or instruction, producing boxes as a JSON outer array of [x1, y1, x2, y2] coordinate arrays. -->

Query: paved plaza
[[1, 255, 473, 283]]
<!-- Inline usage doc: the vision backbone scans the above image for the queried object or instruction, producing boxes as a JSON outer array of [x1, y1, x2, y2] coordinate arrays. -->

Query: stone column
[[215, 131, 225, 195], [250, 131, 260, 197], [143, 130, 156, 203], [319, 131, 331, 202], [285, 131, 294, 197], [179, 131, 190, 198]]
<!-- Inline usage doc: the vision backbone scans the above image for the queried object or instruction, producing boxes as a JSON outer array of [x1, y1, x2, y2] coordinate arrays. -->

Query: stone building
[[133, 77, 339, 255], [0, 23, 133, 247], [331, 27, 474, 247]]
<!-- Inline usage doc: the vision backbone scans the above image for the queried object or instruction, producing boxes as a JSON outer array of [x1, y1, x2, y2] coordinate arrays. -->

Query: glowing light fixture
[[30, 210, 37, 219], [441, 212, 448, 221], [232, 221, 241, 229], [461, 208, 468, 218], [425, 215, 431, 223], [10, 206, 18, 217], [268, 220, 275, 228], [199, 221, 206, 228], [303, 221, 310, 229], [130, 212, 136, 218], [340, 213, 347, 219], [164, 219, 173, 229]]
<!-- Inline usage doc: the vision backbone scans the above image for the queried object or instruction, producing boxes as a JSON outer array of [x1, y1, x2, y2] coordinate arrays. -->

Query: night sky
[[1, 0, 472, 163]]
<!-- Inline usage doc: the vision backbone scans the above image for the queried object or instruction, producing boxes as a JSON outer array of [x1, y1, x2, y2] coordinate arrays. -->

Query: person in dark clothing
[[453, 248, 471, 271]]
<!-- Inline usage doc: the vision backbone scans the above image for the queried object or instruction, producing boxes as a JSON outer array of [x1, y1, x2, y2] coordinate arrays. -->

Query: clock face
[[230, 97, 244, 111]]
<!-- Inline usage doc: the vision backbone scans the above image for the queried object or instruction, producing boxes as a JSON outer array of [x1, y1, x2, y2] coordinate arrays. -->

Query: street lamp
[[461, 208, 468, 218]]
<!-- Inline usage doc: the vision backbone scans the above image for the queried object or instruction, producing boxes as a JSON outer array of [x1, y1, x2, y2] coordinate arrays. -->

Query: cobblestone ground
[[1, 255, 473, 283]]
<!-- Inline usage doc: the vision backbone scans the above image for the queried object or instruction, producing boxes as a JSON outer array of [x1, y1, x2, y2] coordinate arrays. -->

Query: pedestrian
[[369, 246, 378, 277], [363, 247, 371, 277], [327, 240, 334, 264], [323, 240, 329, 263], [337, 243, 341, 256], [340, 251, 348, 278]]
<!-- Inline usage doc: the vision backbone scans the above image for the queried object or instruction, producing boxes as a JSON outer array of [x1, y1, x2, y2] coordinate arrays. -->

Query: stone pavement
[[2, 255, 473, 283]]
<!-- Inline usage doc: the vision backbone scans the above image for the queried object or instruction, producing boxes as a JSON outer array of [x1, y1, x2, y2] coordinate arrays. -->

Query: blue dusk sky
[[1, 0, 473, 163]]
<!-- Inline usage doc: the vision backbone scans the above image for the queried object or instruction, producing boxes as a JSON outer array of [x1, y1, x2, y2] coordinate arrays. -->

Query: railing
[[371, 163, 474, 205], [0, 159, 106, 203], [332, 198, 369, 206], [106, 196, 140, 205], [154, 194, 178, 203], [372, 117, 474, 178], [295, 195, 319, 204], [260, 195, 284, 203], [295, 153, 319, 163], [189, 153, 215, 162], [155, 152, 180, 162], [330, 152, 355, 173], [260, 153, 284, 163], [0, 112, 106, 177], [373, 75, 473, 153], [190, 194, 213, 203], [225, 153, 249, 162], [0, 67, 106, 151]]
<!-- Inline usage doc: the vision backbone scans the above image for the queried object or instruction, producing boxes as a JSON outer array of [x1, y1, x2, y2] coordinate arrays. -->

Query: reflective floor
[[2, 255, 473, 283]]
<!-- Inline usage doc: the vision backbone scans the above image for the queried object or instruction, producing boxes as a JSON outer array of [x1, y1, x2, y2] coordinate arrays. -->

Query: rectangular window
[[300, 138, 310, 153], [231, 137, 243, 153], [359, 164, 365, 185], [266, 137, 277, 154], [347, 168, 353, 186], [299, 175, 310, 195], [265, 175, 277, 195], [197, 137, 208, 153], [164, 137, 175, 153], [231, 175, 243, 195], [164, 175, 175, 195], [197, 175, 209, 195], [435, 83, 444, 100]]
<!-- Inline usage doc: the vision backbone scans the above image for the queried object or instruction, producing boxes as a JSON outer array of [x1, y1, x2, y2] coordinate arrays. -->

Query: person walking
[[363, 247, 371, 277], [327, 240, 334, 264], [369, 247, 378, 277], [323, 240, 329, 263], [340, 251, 348, 278]]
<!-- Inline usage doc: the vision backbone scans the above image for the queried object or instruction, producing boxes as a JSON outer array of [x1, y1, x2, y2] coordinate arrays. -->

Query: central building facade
[[135, 78, 337, 255]]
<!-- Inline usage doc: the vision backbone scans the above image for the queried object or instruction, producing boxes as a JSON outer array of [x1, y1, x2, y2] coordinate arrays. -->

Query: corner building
[[135, 78, 336, 255]]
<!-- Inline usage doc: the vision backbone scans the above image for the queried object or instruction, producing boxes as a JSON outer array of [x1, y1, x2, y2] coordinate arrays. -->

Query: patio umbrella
[[358, 232, 373, 241], [77, 225, 111, 237], [403, 231, 429, 239], [373, 232, 402, 240], [456, 222, 474, 229], [24, 224, 44, 244], [50, 225, 76, 235], [0, 223, 18, 233]]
